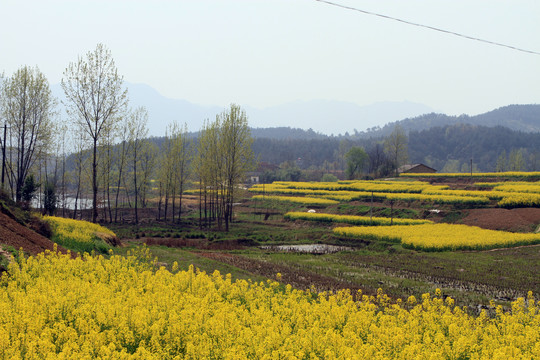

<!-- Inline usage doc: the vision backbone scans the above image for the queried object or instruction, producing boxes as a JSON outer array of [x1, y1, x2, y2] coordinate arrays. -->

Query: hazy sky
[[2, 0, 539, 116]]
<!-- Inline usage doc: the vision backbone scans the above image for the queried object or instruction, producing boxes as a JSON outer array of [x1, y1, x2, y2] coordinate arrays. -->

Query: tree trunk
[[92, 137, 98, 223], [134, 148, 138, 224]]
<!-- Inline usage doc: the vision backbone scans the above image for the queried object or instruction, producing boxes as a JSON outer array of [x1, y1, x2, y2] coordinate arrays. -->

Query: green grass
[[335, 203, 420, 219], [237, 245, 539, 309], [109, 214, 340, 246], [50, 234, 111, 254], [441, 211, 466, 223]]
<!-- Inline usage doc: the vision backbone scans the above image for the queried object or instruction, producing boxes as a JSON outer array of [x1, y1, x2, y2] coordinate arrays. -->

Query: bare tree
[[98, 123, 116, 222], [138, 141, 157, 209], [220, 104, 254, 231], [157, 127, 175, 222], [384, 124, 409, 175], [62, 43, 128, 222], [195, 105, 254, 231], [113, 116, 131, 222], [165, 121, 192, 222], [0, 66, 55, 202], [127, 107, 149, 224]]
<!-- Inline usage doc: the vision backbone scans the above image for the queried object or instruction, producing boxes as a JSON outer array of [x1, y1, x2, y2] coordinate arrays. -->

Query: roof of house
[[397, 163, 437, 173]]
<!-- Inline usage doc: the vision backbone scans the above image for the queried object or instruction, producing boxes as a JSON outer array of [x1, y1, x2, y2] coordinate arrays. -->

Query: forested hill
[[250, 127, 328, 140], [149, 121, 540, 173], [252, 124, 540, 172], [64, 105, 539, 175], [408, 124, 540, 172], [359, 104, 540, 138]]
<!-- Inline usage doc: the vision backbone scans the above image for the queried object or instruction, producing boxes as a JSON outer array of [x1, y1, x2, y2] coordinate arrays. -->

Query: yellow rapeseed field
[[491, 181, 540, 194], [284, 211, 432, 226], [253, 180, 447, 194], [251, 178, 540, 207], [402, 171, 540, 179], [498, 193, 540, 208], [250, 181, 490, 205], [252, 195, 339, 206], [334, 223, 540, 250], [43, 216, 116, 253], [0, 248, 539, 359]]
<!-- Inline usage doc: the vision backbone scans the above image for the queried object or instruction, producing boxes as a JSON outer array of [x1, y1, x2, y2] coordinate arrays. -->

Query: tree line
[[0, 44, 254, 230], [252, 125, 409, 182], [247, 123, 540, 179], [408, 124, 540, 173]]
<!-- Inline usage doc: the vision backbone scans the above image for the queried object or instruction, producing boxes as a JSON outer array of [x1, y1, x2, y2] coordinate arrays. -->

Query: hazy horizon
[[2, 0, 539, 125]]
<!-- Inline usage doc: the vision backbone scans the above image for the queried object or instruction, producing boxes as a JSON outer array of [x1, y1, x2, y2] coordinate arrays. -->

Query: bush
[[43, 181, 57, 216], [321, 173, 339, 182]]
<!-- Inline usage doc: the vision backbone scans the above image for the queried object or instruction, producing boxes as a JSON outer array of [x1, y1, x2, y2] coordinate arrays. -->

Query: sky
[[1, 0, 539, 117]]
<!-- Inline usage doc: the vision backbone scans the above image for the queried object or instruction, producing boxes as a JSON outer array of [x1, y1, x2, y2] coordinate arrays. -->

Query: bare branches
[[62, 44, 128, 222], [0, 66, 55, 202], [196, 104, 254, 231]]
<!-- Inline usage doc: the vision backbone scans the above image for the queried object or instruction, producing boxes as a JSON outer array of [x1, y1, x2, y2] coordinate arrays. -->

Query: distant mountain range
[[52, 82, 538, 138], [52, 82, 435, 136], [245, 99, 435, 136], [54, 79, 540, 173]]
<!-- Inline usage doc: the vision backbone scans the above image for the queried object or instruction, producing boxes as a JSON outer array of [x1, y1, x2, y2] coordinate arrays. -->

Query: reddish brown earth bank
[[0, 211, 68, 256], [461, 208, 540, 232]]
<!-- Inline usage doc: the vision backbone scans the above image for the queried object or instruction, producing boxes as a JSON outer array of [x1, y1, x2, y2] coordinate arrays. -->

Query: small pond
[[261, 244, 354, 254]]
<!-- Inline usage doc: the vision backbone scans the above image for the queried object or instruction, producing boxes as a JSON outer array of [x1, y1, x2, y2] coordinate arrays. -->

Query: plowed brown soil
[[0, 211, 68, 256], [461, 208, 540, 232]]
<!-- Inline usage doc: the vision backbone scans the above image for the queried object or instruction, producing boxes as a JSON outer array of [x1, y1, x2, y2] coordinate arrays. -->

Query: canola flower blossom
[[401, 171, 540, 179], [251, 179, 540, 208], [334, 223, 540, 251], [0, 248, 539, 359], [498, 193, 540, 208], [43, 216, 116, 253], [250, 182, 489, 205], [252, 195, 339, 206], [250, 180, 446, 194], [491, 181, 540, 194], [421, 186, 540, 207], [284, 211, 432, 226]]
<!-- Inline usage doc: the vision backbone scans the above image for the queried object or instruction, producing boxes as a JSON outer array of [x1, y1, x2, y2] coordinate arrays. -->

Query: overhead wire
[[315, 0, 540, 56]]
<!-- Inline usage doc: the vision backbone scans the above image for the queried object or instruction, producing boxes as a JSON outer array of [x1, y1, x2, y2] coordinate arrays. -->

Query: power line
[[315, 0, 540, 56]]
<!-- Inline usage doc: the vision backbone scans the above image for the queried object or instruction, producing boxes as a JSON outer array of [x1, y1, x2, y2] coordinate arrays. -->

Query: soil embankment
[[0, 211, 68, 256]]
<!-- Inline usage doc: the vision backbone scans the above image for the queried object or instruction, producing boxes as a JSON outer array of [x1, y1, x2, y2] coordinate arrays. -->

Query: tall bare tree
[[509, 148, 525, 171], [70, 128, 89, 219], [157, 127, 175, 222], [220, 104, 254, 231], [113, 115, 131, 222], [62, 43, 128, 222], [0, 66, 55, 202], [138, 141, 157, 210], [194, 120, 216, 228], [195, 105, 254, 231], [127, 107, 149, 224], [167, 122, 192, 222], [98, 122, 116, 222], [384, 124, 408, 175]]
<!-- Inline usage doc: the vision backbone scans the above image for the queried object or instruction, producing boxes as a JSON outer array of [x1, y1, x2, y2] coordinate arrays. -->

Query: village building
[[397, 163, 437, 174]]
